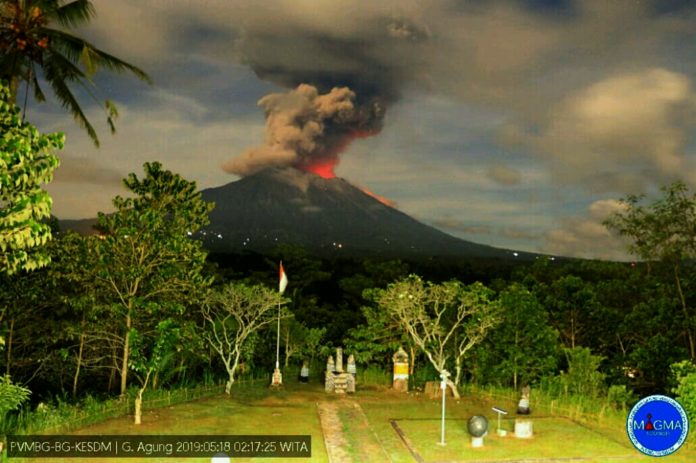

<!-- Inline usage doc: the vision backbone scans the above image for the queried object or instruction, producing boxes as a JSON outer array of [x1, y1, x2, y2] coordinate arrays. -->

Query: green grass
[[10, 380, 328, 463], [355, 386, 696, 463], [4, 383, 227, 435], [8, 379, 696, 462]]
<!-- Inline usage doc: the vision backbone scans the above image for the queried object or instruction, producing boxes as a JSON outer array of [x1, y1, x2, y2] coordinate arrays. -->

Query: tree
[[48, 231, 106, 397], [92, 162, 213, 396], [671, 360, 696, 423], [0, 373, 30, 421], [0, 79, 62, 275], [128, 318, 180, 424], [201, 282, 290, 395], [542, 275, 599, 350], [556, 347, 606, 398], [0, 0, 151, 146], [281, 318, 325, 369], [475, 283, 560, 390], [604, 181, 696, 360], [373, 275, 499, 398], [345, 302, 415, 372]]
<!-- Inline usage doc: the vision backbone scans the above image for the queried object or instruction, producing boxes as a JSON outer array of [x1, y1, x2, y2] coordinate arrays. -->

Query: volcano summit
[[197, 167, 524, 259]]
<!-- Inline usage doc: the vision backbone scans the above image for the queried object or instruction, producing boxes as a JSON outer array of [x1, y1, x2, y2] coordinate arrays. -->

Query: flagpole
[[275, 297, 281, 370], [272, 261, 287, 387]]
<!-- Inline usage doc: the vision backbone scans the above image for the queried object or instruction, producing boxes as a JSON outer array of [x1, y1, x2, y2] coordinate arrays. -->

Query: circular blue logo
[[627, 395, 689, 457]]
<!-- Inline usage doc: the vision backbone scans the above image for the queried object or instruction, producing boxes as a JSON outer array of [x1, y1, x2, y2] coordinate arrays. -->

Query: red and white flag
[[279, 261, 288, 294]]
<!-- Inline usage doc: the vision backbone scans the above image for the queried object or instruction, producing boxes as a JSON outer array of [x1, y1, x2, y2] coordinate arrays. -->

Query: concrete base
[[497, 429, 508, 437], [514, 420, 533, 438], [471, 437, 484, 448], [271, 368, 283, 387]]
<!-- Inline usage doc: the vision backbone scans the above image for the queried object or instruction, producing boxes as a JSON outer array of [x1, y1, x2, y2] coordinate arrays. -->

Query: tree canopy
[[0, 79, 61, 275], [0, 0, 151, 146]]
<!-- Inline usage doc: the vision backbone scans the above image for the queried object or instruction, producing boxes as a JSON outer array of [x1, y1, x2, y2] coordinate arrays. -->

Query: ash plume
[[223, 14, 430, 176], [223, 84, 384, 176]]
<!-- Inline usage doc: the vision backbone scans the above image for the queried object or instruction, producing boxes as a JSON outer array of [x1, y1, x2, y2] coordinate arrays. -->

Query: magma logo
[[627, 395, 689, 457]]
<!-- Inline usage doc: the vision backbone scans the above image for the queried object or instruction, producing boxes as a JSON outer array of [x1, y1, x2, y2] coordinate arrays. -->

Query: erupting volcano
[[299, 157, 339, 179], [60, 167, 530, 260], [194, 167, 521, 259], [222, 84, 384, 179]]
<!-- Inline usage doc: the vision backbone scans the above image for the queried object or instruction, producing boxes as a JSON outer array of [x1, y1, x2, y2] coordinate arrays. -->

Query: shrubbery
[[671, 360, 696, 423]]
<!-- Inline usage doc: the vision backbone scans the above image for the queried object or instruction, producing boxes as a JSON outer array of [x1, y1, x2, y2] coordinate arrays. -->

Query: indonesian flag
[[279, 261, 288, 294]]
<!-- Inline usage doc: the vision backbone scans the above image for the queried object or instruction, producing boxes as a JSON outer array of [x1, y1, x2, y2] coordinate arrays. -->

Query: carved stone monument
[[347, 354, 356, 377], [517, 385, 531, 414], [392, 347, 409, 392], [325, 348, 355, 394], [515, 386, 533, 438], [299, 360, 309, 383]]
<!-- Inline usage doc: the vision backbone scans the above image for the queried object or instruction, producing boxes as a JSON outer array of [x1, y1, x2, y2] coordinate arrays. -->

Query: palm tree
[[0, 0, 151, 146]]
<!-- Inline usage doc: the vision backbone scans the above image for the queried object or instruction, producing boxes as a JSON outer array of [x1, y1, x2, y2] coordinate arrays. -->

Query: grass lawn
[[10, 380, 328, 463], [9, 379, 696, 462]]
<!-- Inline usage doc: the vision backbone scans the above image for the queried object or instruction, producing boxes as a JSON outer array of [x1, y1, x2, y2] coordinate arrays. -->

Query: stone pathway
[[317, 399, 391, 463], [317, 401, 352, 463]]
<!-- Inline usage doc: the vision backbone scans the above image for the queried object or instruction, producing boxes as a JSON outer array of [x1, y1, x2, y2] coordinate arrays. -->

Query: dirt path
[[317, 401, 352, 463], [317, 399, 391, 463]]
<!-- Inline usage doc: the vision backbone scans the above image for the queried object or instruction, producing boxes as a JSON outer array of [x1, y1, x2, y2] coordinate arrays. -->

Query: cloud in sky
[[23, 0, 696, 259], [542, 199, 631, 260], [505, 68, 696, 193], [487, 164, 522, 186]]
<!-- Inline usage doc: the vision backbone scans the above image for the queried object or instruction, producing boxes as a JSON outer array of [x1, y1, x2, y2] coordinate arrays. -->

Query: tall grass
[[2, 382, 225, 435], [461, 382, 631, 444]]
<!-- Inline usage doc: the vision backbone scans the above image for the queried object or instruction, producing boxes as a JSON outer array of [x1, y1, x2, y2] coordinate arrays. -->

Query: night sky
[[25, 0, 696, 260]]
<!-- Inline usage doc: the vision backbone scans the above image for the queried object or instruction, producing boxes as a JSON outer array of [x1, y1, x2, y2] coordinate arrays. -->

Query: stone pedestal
[[333, 374, 348, 394], [325, 371, 335, 392], [471, 437, 484, 448], [346, 373, 355, 393], [300, 362, 309, 383], [392, 347, 409, 392], [271, 368, 283, 387], [514, 420, 533, 438]]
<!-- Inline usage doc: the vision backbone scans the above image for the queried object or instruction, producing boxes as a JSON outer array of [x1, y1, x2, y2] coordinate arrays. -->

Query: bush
[[557, 347, 606, 398], [0, 375, 30, 418], [671, 360, 696, 424], [607, 385, 637, 409]]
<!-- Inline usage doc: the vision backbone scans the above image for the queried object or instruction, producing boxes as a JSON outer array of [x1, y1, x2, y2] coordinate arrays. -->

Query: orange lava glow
[[300, 157, 338, 179], [358, 185, 397, 208]]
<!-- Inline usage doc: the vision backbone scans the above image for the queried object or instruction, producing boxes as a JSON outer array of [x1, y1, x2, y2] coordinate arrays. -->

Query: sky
[[25, 0, 696, 260]]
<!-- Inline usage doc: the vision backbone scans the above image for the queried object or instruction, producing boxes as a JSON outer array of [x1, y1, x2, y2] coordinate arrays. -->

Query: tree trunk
[[224, 349, 243, 395], [5, 318, 14, 376], [108, 365, 115, 392], [514, 326, 519, 390], [177, 358, 186, 383], [409, 346, 416, 375], [674, 264, 695, 360], [447, 379, 460, 399], [454, 363, 462, 389], [120, 312, 132, 396], [134, 369, 152, 425], [284, 328, 290, 368], [134, 389, 143, 425], [8, 76, 19, 105], [72, 332, 85, 398]]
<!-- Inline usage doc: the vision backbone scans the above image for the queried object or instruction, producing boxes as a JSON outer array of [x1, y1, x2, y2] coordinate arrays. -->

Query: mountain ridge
[[59, 167, 536, 260]]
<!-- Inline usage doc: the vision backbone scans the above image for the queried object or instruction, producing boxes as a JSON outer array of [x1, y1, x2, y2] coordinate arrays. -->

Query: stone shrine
[[325, 347, 356, 394], [392, 347, 409, 392]]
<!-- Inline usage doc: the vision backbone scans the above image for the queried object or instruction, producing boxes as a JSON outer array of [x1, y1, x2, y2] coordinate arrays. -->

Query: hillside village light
[[272, 262, 288, 387], [439, 370, 450, 446]]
